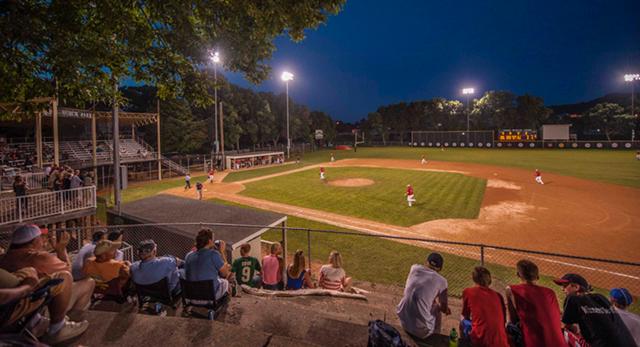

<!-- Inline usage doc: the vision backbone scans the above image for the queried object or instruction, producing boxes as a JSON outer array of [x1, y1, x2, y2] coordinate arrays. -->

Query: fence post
[[17, 198, 22, 223], [60, 191, 65, 214], [307, 229, 312, 268], [480, 245, 485, 266]]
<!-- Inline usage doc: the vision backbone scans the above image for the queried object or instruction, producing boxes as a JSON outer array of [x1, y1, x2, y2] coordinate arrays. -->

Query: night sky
[[225, 0, 640, 122]]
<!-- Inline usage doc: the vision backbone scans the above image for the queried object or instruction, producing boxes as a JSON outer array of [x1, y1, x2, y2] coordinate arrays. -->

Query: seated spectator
[[318, 250, 351, 292], [231, 243, 261, 288], [555, 273, 636, 347], [0, 225, 92, 344], [184, 229, 230, 300], [106, 229, 125, 261], [71, 230, 106, 280], [610, 288, 640, 345], [505, 260, 566, 347], [262, 242, 283, 290], [130, 240, 181, 295], [460, 266, 509, 347], [83, 240, 130, 292], [396, 252, 450, 341], [286, 250, 314, 290]]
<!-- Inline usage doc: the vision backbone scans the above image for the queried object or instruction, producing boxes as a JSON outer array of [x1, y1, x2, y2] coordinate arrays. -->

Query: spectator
[[555, 273, 636, 347], [396, 252, 450, 341], [318, 250, 351, 292], [71, 230, 106, 280], [107, 229, 125, 261], [0, 225, 93, 343], [13, 175, 27, 213], [184, 229, 230, 300], [130, 240, 182, 295], [83, 240, 130, 292], [286, 250, 315, 290], [262, 242, 283, 290], [51, 172, 63, 191], [610, 288, 640, 345], [505, 260, 566, 347], [460, 266, 509, 347], [83, 171, 94, 187], [231, 243, 261, 288], [62, 172, 71, 190], [0, 267, 89, 344]]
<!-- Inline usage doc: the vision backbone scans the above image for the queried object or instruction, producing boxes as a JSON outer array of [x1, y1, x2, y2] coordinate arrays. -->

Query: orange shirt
[[83, 259, 128, 282], [0, 248, 69, 277]]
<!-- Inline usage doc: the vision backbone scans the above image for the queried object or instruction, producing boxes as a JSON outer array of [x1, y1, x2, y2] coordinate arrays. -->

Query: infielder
[[207, 168, 216, 184], [320, 167, 326, 180], [406, 184, 416, 207], [330, 153, 335, 163], [421, 155, 427, 165], [535, 169, 544, 185]]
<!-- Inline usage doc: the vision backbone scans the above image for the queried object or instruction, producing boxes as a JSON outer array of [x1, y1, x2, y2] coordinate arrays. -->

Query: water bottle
[[449, 327, 459, 347]]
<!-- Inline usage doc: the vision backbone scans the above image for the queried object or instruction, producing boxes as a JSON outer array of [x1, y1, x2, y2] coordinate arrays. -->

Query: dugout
[[226, 151, 285, 170], [107, 194, 287, 262]]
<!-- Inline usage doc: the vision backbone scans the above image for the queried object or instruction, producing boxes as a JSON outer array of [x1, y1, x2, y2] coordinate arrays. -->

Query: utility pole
[[112, 80, 121, 214]]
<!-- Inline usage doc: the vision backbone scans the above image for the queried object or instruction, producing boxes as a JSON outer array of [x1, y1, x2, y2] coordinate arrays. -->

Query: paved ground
[[163, 159, 640, 292]]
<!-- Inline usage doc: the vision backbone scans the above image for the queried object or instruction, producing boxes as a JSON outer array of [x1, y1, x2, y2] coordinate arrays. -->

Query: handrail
[[0, 186, 96, 225]]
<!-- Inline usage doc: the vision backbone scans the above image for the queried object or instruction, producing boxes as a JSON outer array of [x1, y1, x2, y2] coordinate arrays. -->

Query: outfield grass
[[224, 148, 640, 188], [240, 167, 486, 226]]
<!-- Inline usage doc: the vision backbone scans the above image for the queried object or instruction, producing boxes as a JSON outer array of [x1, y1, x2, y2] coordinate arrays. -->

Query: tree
[[584, 103, 633, 140], [161, 99, 207, 153], [472, 91, 516, 130], [515, 94, 552, 129], [0, 0, 345, 116]]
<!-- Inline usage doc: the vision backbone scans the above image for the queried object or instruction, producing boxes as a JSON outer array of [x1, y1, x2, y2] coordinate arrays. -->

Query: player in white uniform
[[320, 167, 326, 180], [535, 169, 544, 185], [421, 155, 427, 165], [330, 153, 335, 163], [406, 184, 416, 207]]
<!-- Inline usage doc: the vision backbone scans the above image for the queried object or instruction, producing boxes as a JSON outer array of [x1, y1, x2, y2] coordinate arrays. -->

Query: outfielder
[[406, 184, 416, 207], [535, 169, 544, 185], [320, 167, 326, 180], [330, 153, 335, 163], [421, 155, 427, 165]]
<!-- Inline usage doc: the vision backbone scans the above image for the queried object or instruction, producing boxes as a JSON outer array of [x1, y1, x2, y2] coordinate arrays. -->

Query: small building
[[225, 151, 284, 171], [107, 194, 287, 261]]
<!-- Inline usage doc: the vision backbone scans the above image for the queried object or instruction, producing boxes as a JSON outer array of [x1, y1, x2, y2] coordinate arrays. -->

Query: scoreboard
[[498, 129, 537, 142]]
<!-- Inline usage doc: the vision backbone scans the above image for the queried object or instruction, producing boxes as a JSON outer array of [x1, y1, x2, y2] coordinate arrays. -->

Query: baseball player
[[195, 181, 203, 200], [184, 173, 191, 190], [406, 184, 416, 207], [207, 167, 216, 184], [330, 153, 335, 163], [535, 169, 544, 185], [320, 167, 326, 180], [421, 155, 427, 165]]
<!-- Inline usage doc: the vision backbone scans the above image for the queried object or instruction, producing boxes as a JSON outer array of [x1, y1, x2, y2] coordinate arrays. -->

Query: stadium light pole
[[462, 88, 475, 143], [211, 51, 221, 155], [625, 74, 640, 138], [281, 71, 294, 159]]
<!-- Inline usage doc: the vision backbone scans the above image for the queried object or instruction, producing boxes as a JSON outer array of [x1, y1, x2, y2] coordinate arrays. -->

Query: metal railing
[[0, 186, 96, 225], [3, 222, 634, 299]]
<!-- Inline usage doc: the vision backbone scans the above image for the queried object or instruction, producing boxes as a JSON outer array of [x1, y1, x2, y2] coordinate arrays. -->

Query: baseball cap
[[94, 240, 122, 256], [610, 288, 633, 307], [137, 239, 157, 256], [427, 253, 444, 269], [11, 224, 42, 245], [554, 273, 590, 291]]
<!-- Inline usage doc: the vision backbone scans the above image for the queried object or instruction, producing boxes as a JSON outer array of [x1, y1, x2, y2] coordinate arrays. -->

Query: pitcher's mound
[[328, 178, 375, 187]]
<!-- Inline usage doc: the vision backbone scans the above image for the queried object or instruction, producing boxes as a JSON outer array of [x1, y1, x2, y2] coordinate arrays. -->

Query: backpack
[[367, 320, 407, 347]]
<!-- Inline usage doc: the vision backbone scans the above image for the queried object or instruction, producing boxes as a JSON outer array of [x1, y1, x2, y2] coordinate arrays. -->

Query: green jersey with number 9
[[231, 256, 261, 287]]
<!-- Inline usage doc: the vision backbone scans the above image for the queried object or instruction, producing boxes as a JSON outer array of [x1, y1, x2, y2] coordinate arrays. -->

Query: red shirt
[[407, 187, 413, 195], [535, 171, 541, 177], [320, 168, 325, 173], [462, 286, 509, 347], [509, 283, 565, 347]]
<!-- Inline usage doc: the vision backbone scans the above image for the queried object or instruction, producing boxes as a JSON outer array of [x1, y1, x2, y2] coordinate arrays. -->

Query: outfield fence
[[1, 222, 636, 303]]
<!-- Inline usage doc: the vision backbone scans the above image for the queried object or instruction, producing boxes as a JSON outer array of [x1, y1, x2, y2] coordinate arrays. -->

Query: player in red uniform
[[535, 169, 544, 185], [406, 184, 416, 207], [320, 167, 326, 180], [207, 167, 216, 184]]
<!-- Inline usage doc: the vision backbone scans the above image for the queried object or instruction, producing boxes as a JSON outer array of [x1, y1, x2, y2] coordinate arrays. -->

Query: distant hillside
[[549, 93, 632, 115]]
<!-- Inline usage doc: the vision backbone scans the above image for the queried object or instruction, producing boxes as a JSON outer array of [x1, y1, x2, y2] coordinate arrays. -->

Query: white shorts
[[320, 172, 325, 179], [407, 194, 416, 202], [216, 278, 229, 300]]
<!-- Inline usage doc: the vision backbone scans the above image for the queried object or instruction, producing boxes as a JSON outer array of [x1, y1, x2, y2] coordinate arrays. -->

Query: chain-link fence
[[1, 222, 637, 311]]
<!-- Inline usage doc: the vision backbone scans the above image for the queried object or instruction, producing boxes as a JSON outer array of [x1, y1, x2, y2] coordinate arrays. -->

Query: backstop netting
[[410, 130, 495, 148]]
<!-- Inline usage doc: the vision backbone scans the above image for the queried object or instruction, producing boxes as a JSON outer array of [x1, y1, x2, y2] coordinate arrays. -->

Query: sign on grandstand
[[43, 107, 92, 119]]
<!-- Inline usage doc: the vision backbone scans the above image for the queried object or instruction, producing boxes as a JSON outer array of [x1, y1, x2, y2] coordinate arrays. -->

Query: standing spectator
[[52, 171, 63, 191], [555, 273, 636, 347], [262, 243, 283, 290], [286, 250, 314, 290], [184, 229, 230, 300], [318, 250, 351, 292], [195, 181, 203, 200], [610, 288, 640, 346], [83, 171, 94, 187], [231, 243, 261, 288], [13, 175, 27, 214], [0, 225, 95, 322], [62, 172, 72, 190], [83, 240, 130, 292], [71, 230, 107, 280], [505, 260, 566, 347], [460, 266, 509, 347], [70, 170, 83, 189], [396, 252, 450, 341], [184, 173, 191, 190], [130, 240, 182, 295], [107, 229, 125, 261]]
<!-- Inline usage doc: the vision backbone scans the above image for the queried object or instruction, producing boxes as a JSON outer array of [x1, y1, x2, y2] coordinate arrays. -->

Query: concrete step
[[69, 310, 320, 347]]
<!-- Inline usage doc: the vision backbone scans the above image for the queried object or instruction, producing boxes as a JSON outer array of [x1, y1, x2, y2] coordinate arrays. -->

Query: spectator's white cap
[[11, 224, 42, 245]]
